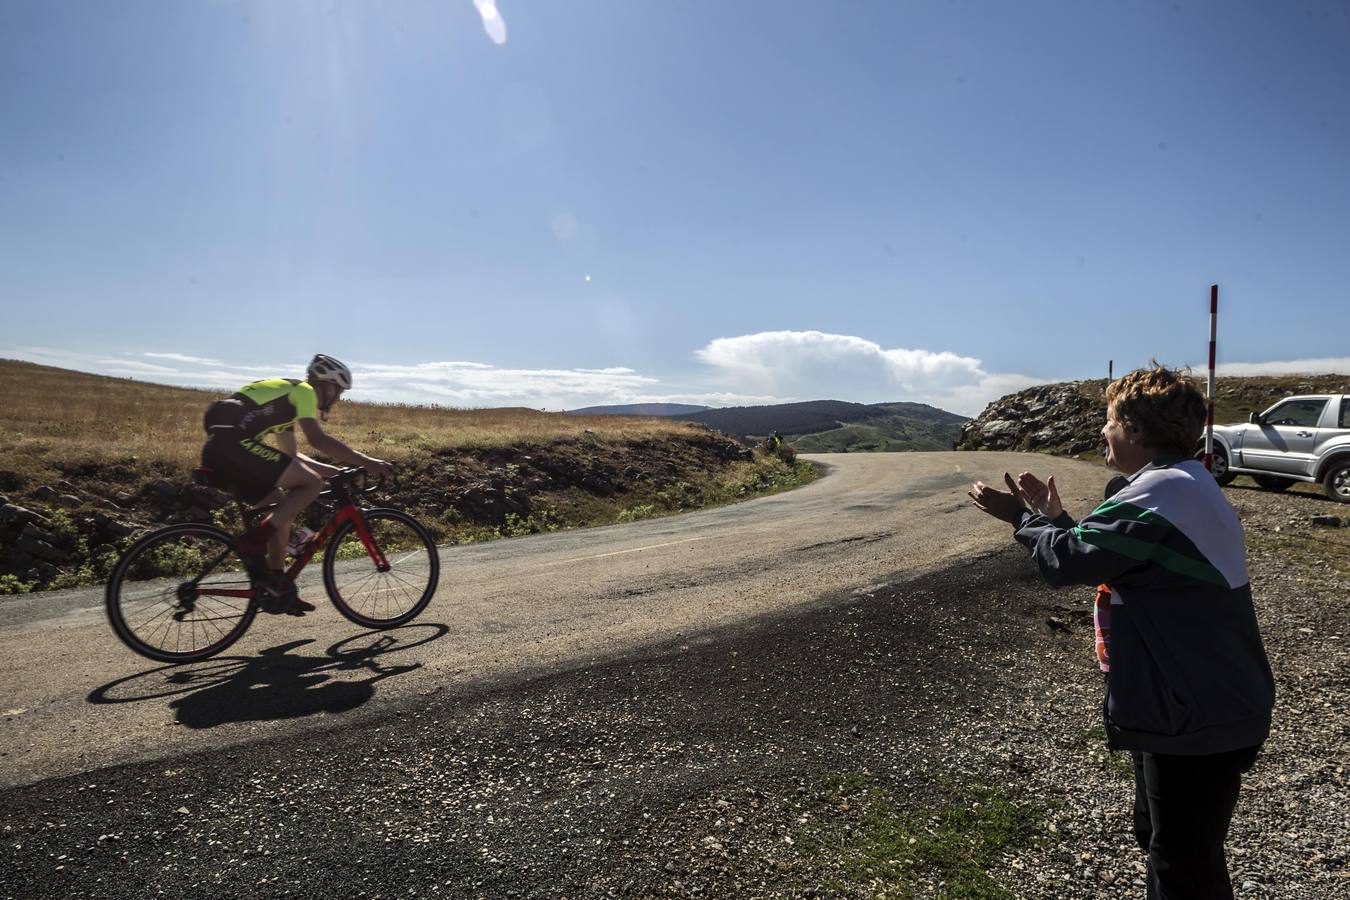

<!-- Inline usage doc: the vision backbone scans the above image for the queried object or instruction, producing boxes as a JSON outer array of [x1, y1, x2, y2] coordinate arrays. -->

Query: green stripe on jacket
[[1070, 525, 1230, 588]]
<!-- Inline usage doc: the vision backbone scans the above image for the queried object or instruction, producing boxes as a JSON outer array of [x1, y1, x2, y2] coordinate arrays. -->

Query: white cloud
[[1, 347, 301, 391], [695, 330, 1044, 415], [144, 352, 223, 365], [471, 0, 507, 45], [99, 359, 187, 376], [350, 363, 788, 409], [1214, 357, 1350, 377], [0, 345, 785, 410], [618, 391, 786, 407], [356, 361, 658, 406]]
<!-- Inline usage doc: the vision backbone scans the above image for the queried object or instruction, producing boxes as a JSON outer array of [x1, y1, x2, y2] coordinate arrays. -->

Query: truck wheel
[[1324, 460, 1350, 504], [1197, 447, 1235, 486], [1252, 475, 1295, 492]]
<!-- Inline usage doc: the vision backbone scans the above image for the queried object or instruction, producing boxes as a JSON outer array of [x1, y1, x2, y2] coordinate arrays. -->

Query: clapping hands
[[1015, 472, 1063, 519], [968, 473, 1028, 523], [968, 471, 1064, 523]]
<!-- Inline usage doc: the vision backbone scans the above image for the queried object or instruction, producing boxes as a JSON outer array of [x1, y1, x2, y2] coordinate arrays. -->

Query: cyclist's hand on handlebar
[[365, 457, 396, 479]]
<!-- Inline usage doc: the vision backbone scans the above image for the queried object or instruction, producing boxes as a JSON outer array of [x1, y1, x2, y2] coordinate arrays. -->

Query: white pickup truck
[[1202, 394, 1350, 503]]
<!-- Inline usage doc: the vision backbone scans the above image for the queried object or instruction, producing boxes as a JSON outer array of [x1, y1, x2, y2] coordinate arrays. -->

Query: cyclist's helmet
[[307, 354, 352, 391]]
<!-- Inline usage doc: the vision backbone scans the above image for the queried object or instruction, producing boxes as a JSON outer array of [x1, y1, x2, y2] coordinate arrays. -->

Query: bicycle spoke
[[340, 567, 384, 599], [134, 603, 176, 633], [196, 608, 228, 640], [149, 613, 176, 653], [377, 578, 414, 614], [386, 569, 425, 593]]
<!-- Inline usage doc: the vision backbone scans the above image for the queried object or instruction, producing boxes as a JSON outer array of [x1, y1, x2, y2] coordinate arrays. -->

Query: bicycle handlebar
[[325, 465, 394, 498]]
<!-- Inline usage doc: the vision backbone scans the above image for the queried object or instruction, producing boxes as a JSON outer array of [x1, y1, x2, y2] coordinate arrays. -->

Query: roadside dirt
[[1, 471, 1344, 898]]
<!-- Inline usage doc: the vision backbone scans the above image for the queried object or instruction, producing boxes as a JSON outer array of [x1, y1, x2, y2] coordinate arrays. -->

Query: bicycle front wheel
[[105, 524, 257, 662], [322, 508, 439, 629]]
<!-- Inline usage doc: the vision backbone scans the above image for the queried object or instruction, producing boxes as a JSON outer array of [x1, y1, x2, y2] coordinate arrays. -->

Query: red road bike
[[106, 467, 439, 663]]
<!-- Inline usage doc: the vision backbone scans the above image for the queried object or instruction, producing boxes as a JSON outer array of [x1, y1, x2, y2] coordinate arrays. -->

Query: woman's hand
[[968, 473, 1028, 523], [1015, 471, 1063, 519]]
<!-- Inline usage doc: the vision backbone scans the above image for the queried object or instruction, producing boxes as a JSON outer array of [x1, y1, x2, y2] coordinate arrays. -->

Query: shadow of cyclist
[[88, 624, 448, 729]]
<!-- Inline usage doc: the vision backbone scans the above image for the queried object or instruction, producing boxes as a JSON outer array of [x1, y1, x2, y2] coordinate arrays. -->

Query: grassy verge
[[611, 455, 819, 525], [798, 772, 1048, 898]]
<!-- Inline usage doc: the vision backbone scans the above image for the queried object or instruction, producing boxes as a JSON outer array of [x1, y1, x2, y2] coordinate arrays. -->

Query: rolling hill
[[672, 400, 969, 452]]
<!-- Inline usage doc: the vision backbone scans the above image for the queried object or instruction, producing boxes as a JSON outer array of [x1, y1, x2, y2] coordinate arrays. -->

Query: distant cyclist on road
[[200, 354, 394, 614]]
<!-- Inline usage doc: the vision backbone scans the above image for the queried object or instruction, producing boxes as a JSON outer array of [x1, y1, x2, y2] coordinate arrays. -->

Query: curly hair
[[1106, 361, 1207, 457]]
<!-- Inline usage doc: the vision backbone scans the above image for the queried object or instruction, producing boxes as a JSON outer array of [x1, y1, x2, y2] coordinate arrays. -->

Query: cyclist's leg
[[250, 486, 284, 509], [263, 460, 323, 571]]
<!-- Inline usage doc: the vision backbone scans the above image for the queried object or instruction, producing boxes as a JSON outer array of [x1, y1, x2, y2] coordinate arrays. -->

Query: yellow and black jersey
[[232, 378, 319, 439], [199, 378, 318, 503], [203, 378, 319, 440]]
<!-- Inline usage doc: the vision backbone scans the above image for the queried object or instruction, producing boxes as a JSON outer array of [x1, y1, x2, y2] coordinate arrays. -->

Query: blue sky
[[2, 0, 1347, 414]]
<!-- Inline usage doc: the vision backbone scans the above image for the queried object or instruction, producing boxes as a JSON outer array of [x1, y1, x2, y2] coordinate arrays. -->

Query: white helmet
[[307, 354, 352, 391]]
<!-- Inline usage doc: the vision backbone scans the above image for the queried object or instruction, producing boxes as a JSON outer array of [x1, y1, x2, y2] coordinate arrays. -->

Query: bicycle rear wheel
[[105, 524, 257, 662], [322, 508, 439, 629]]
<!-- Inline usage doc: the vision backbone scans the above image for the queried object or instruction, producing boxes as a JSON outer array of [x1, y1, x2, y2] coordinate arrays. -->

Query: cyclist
[[200, 354, 395, 614]]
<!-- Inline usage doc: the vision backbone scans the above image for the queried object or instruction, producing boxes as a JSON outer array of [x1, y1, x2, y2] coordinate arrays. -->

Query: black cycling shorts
[[201, 433, 294, 505]]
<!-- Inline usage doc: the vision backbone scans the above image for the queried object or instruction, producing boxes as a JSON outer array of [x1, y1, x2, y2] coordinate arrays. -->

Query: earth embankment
[[0, 360, 811, 592]]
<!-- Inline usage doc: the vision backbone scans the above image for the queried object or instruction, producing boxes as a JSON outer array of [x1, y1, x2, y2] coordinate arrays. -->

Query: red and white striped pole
[[1204, 284, 1217, 471]]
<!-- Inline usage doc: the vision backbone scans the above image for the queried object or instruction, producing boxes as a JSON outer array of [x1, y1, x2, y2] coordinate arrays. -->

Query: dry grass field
[[0, 359, 702, 492], [0, 360, 819, 592]]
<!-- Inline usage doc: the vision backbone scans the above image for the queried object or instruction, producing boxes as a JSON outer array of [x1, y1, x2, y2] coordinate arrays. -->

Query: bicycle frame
[[193, 493, 389, 604], [285, 501, 390, 580]]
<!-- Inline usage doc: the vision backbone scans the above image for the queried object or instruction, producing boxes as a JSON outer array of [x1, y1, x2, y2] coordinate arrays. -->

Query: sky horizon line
[[5, 339, 1347, 418]]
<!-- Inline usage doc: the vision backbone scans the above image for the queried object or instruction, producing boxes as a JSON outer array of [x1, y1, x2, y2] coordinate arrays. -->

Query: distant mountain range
[[567, 403, 711, 417], [567, 399, 969, 452]]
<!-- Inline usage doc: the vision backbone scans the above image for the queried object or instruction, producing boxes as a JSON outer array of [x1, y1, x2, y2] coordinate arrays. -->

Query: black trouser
[[1131, 745, 1260, 900]]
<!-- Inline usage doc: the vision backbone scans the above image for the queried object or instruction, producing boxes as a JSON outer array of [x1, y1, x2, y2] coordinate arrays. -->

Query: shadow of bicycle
[[87, 623, 449, 729]]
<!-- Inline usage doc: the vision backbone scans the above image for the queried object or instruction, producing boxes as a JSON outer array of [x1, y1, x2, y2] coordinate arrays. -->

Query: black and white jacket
[[1011, 457, 1275, 755]]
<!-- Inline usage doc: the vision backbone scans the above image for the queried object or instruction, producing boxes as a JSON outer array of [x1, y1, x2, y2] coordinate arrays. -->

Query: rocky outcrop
[[957, 380, 1108, 457], [0, 482, 229, 589]]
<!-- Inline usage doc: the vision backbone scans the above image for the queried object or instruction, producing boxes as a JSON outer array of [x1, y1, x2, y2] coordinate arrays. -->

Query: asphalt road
[[0, 451, 1110, 789]]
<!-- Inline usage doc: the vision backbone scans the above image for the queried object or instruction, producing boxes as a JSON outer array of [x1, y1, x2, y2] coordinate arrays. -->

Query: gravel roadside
[[2, 484, 1345, 899]]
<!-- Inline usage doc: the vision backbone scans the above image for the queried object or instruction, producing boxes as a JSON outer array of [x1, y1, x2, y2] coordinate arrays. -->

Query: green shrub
[[616, 504, 658, 523], [499, 511, 561, 537], [656, 481, 694, 509], [0, 573, 34, 594]]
